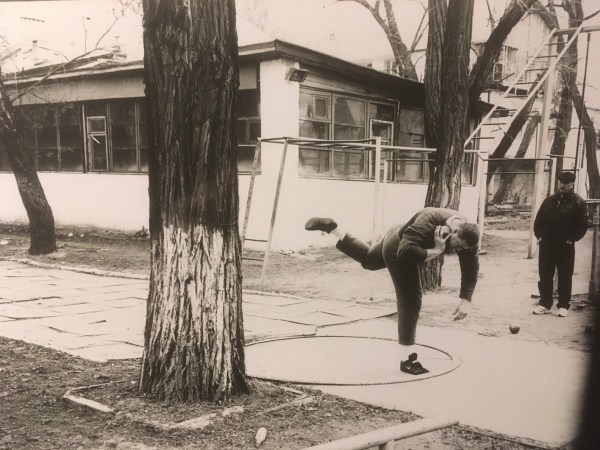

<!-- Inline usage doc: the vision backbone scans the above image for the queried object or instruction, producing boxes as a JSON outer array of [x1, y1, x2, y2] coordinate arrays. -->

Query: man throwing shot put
[[305, 207, 479, 375]]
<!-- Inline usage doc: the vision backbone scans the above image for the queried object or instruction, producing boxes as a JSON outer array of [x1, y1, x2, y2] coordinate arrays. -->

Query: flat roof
[[5, 38, 492, 112]]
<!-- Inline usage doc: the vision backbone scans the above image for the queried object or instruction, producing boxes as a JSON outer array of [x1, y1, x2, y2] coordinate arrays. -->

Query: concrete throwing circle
[[246, 336, 460, 385]]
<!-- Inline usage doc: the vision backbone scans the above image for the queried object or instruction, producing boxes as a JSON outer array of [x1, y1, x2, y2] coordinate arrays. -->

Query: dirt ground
[[0, 213, 595, 449]]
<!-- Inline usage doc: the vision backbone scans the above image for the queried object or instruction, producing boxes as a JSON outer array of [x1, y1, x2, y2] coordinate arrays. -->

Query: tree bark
[[425, 0, 473, 210], [420, 0, 472, 290], [491, 115, 539, 204], [571, 85, 600, 198], [423, 0, 446, 151], [0, 82, 56, 255], [139, 0, 249, 402]]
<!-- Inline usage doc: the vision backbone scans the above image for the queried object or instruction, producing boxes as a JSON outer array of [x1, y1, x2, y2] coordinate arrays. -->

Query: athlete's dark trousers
[[336, 226, 421, 345], [538, 239, 575, 310]]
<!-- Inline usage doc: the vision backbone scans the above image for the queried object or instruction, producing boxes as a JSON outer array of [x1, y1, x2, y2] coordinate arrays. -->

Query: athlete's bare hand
[[433, 225, 450, 251], [452, 298, 471, 321]]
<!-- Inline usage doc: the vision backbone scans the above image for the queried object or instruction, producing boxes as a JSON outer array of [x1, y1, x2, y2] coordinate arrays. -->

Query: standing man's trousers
[[538, 239, 576, 310], [336, 226, 421, 345]]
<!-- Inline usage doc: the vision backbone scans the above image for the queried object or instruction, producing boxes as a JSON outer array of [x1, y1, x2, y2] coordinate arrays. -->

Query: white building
[[0, 19, 489, 251]]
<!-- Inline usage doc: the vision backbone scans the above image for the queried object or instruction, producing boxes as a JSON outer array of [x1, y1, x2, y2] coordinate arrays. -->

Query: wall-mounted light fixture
[[286, 68, 309, 82]]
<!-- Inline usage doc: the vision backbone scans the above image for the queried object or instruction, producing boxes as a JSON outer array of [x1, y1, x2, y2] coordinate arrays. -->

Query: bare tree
[[336, 0, 541, 287], [0, 83, 56, 255], [336, 0, 426, 80], [139, 0, 249, 402]]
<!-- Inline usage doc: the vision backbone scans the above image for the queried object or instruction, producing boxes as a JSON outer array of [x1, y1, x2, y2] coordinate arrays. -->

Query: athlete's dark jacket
[[395, 207, 479, 301], [534, 192, 588, 243]]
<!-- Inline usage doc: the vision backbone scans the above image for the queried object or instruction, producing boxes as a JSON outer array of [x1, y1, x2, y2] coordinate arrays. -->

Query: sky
[[0, 0, 598, 105]]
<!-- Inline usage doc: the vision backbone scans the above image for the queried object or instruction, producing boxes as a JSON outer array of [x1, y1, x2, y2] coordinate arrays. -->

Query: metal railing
[[302, 416, 459, 450]]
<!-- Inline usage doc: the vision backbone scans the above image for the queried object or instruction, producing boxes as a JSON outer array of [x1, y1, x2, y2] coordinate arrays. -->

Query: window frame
[[298, 88, 397, 181]]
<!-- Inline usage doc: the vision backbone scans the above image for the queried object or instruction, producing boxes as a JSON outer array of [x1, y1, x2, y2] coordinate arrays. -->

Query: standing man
[[305, 207, 479, 375], [533, 171, 588, 317]]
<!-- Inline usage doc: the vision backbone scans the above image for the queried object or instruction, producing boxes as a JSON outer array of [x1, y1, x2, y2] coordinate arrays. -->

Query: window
[[6, 103, 84, 172], [37, 105, 59, 171], [110, 100, 138, 172], [393, 107, 429, 182], [299, 89, 396, 180], [238, 89, 261, 173], [84, 100, 147, 173], [300, 91, 330, 140], [2, 99, 148, 174], [86, 116, 108, 171], [58, 104, 84, 171]]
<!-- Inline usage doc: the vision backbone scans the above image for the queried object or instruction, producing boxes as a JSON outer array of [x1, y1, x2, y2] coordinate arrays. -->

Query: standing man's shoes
[[305, 217, 337, 234], [557, 308, 569, 317], [532, 305, 552, 315], [400, 352, 429, 375]]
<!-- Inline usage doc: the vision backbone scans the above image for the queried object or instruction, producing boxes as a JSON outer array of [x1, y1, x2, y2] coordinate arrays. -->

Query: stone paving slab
[[65, 343, 143, 362], [0, 303, 62, 319], [244, 315, 316, 343], [243, 292, 311, 306]]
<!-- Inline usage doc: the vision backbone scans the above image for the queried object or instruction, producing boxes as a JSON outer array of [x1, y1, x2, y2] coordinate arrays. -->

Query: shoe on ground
[[304, 217, 337, 234], [532, 305, 552, 315], [557, 308, 569, 317], [400, 352, 429, 375]]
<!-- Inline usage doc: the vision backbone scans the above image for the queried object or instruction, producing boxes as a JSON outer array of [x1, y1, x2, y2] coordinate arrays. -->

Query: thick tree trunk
[[0, 85, 56, 255], [423, 0, 446, 150], [421, 0, 472, 290], [425, 0, 473, 209], [139, 0, 249, 402]]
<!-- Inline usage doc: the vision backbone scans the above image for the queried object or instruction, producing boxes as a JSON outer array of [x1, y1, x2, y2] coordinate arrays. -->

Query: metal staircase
[[465, 23, 584, 151]]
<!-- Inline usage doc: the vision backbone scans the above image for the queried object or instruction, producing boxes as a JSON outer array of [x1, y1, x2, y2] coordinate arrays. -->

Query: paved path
[[0, 258, 590, 448], [0, 260, 394, 361]]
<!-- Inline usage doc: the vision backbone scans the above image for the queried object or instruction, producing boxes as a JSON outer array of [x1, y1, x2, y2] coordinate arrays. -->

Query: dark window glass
[[90, 134, 108, 171], [61, 147, 84, 171], [0, 145, 11, 171], [299, 148, 330, 176], [58, 104, 83, 171], [37, 106, 58, 171], [139, 101, 148, 173], [112, 147, 137, 172], [110, 100, 137, 172], [239, 89, 259, 117], [368, 102, 395, 122], [85, 102, 106, 117], [237, 145, 258, 173], [299, 120, 329, 140]]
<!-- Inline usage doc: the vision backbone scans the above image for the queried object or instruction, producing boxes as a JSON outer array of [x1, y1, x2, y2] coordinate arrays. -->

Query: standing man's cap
[[557, 171, 575, 183]]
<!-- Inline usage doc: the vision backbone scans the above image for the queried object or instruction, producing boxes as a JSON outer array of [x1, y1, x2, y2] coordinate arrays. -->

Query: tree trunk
[[491, 115, 539, 204], [0, 84, 56, 255], [423, 0, 446, 151], [139, 0, 249, 403], [486, 94, 537, 187], [420, 0, 473, 290], [382, 0, 418, 80], [571, 85, 600, 198], [425, 0, 473, 209]]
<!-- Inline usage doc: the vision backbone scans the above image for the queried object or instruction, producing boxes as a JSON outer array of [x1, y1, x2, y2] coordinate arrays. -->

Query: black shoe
[[304, 217, 337, 234], [400, 352, 429, 375]]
